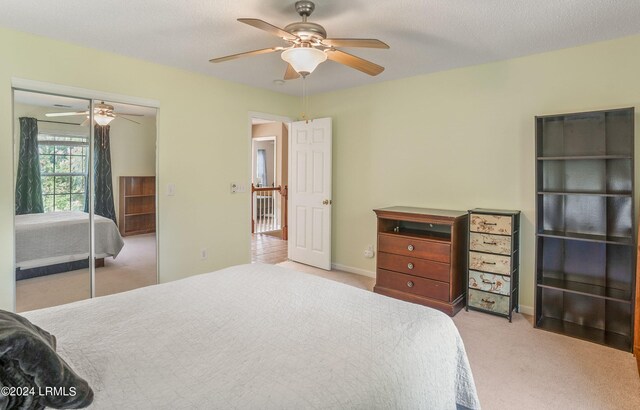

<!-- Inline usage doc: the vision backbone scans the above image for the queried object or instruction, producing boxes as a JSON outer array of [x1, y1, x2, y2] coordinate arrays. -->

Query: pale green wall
[[310, 34, 640, 310], [107, 113, 157, 224], [0, 27, 297, 310]]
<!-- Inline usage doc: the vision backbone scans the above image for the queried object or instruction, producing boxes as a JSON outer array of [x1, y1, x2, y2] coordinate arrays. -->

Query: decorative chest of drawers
[[373, 207, 469, 316], [466, 209, 520, 321]]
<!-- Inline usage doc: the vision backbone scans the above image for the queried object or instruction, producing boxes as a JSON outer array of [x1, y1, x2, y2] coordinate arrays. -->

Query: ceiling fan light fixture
[[281, 47, 327, 77], [94, 112, 115, 126]]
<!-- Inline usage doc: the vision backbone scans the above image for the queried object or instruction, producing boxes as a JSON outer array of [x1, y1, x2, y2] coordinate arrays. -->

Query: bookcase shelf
[[119, 176, 156, 237], [536, 316, 632, 352], [537, 155, 632, 161], [537, 277, 632, 303], [536, 230, 634, 246], [535, 107, 635, 352]]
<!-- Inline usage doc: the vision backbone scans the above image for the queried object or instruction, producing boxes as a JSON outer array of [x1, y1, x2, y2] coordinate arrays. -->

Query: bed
[[23, 263, 480, 409], [15, 211, 125, 279]]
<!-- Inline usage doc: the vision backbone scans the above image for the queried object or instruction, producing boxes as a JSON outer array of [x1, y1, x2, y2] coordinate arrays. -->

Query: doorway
[[12, 86, 159, 312], [249, 114, 290, 265]]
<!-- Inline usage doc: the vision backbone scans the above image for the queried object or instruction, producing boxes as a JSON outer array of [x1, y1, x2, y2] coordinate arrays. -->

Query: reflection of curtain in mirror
[[256, 149, 267, 187], [15, 117, 43, 215], [91, 125, 117, 224]]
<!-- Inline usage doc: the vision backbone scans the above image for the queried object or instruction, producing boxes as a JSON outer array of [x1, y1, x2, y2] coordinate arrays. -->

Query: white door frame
[[10, 78, 160, 311]]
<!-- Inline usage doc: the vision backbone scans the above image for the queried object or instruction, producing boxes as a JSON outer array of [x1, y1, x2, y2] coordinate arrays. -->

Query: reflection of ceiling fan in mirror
[[209, 0, 389, 79], [45, 101, 142, 126]]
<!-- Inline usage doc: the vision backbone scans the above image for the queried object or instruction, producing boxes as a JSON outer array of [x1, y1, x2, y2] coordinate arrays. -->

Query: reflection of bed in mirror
[[15, 211, 125, 280]]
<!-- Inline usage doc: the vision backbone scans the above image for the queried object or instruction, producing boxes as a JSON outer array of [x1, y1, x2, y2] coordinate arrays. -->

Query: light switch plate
[[167, 183, 176, 196], [230, 183, 246, 193]]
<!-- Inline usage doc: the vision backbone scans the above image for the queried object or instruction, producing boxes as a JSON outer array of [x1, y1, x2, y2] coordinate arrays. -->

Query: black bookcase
[[535, 107, 636, 352]]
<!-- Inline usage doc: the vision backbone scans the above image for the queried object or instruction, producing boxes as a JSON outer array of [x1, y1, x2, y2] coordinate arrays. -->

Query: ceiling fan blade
[[118, 115, 141, 125], [284, 64, 300, 80], [210, 47, 285, 63], [322, 38, 389, 49], [45, 111, 89, 117], [325, 49, 385, 76], [237, 18, 298, 41], [113, 112, 144, 116]]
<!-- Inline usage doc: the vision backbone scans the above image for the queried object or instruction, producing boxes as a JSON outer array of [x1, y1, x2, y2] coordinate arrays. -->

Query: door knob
[[322, 199, 332, 205]]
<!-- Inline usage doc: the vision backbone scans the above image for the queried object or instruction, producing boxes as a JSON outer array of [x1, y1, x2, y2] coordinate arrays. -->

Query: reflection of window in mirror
[[38, 134, 89, 212]]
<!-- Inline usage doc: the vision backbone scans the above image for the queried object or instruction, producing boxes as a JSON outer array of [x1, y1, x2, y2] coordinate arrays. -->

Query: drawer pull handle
[[407, 281, 414, 288], [481, 298, 495, 304], [483, 241, 497, 245], [407, 245, 414, 251], [482, 222, 497, 226], [407, 263, 414, 270], [482, 261, 496, 265], [482, 279, 496, 285]]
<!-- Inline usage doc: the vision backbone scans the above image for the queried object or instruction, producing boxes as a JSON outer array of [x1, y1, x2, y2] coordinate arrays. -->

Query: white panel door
[[288, 117, 332, 270]]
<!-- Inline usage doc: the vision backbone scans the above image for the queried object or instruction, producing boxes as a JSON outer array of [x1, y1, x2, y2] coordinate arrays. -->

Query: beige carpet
[[277, 260, 640, 410], [16, 233, 157, 312]]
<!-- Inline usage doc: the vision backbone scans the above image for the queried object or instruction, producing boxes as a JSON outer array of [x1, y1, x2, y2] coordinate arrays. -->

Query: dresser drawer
[[469, 270, 510, 296], [469, 251, 511, 275], [468, 289, 510, 315], [470, 214, 512, 235], [378, 234, 450, 263], [378, 252, 450, 282], [376, 268, 450, 302], [469, 232, 512, 255]]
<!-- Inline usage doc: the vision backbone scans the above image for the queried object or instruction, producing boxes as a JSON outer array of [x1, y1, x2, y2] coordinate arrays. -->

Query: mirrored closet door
[[13, 90, 93, 312], [13, 89, 158, 312], [94, 101, 158, 298]]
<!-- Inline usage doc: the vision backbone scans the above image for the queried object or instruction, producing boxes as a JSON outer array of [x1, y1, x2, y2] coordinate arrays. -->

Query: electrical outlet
[[364, 245, 375, 259], [200, 248, 208, 260]]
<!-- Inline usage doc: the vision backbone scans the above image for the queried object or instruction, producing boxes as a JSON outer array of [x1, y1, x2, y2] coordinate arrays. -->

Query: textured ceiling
[[14, 90, 157, 116], [2, 0, 640, 96]]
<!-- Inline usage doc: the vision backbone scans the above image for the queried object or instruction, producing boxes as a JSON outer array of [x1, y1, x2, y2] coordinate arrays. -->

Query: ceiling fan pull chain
[[301, 76, 309, 123]]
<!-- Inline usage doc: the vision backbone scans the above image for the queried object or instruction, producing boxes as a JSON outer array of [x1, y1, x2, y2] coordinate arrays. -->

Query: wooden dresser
[[373, 207, 468, 316]]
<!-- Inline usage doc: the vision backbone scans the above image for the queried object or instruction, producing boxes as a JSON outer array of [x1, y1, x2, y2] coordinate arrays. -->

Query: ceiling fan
[[210, 0, 389, 79], [45, 102, 141, 126]]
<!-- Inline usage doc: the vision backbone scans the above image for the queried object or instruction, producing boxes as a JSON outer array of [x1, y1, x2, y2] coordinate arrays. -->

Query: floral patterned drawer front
[[468, 289, 510, 315], [469, 232, 511, 255], [468, 270, 510, 296], [469, 251, 511, 275], [470, 214, 512, 235]]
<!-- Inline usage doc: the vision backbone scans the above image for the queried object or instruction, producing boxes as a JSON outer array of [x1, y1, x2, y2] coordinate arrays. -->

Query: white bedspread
[[15, 211, 124, 269], [24, 264, 480, 409]]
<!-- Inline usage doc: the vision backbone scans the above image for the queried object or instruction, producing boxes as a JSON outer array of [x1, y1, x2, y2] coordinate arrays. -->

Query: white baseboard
[[331, 263, 375, 278], [518, 305, 533, 315]]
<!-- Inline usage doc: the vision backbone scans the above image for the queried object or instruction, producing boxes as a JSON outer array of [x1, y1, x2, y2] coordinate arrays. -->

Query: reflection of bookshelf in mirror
[[119, 176, 156, 236], [535, 107, 635, 352]]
